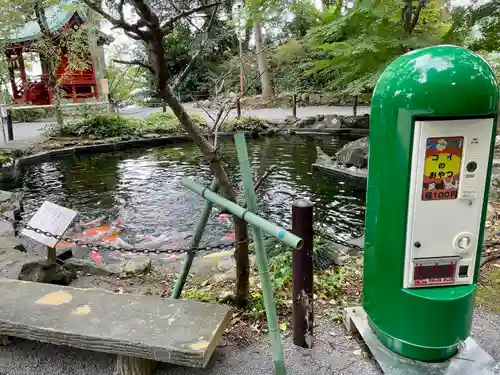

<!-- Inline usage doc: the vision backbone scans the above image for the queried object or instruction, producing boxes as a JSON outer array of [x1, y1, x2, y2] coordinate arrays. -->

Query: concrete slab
[[344, 306, 498, 375], [0, 279, 230, 367]]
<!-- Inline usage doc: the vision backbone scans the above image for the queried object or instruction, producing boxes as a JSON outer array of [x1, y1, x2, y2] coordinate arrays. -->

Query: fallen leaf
[[353, 349, 362, 356], [279, 322, 287, 331]]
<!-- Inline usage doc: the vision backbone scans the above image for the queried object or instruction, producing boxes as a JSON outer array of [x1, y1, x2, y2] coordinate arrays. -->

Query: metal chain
[[0, 212, 236, 255]]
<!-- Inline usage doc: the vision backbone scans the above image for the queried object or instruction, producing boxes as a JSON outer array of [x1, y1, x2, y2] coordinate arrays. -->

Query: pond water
[[7, 135, 366, 256]]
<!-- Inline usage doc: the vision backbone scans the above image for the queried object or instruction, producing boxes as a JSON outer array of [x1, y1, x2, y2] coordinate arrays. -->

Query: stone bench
[[0, 279, 230, 375]]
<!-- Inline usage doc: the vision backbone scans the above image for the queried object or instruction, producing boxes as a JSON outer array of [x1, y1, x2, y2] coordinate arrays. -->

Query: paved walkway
[[0, 104, 370, 146]]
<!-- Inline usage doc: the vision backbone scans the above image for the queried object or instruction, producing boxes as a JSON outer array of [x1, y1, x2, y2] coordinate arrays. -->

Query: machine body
[[363, 45, 499, 361]]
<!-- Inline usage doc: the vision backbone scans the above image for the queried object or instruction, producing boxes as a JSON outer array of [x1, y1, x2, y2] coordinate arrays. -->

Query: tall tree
[[82, 0, 251, 312], [253, 21, 274, 99], [308, 0, 452, 96]]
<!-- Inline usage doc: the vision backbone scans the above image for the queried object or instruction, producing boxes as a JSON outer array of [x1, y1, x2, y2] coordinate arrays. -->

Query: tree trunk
[[115, 355, 156, 375], [35, 1, 63, 126], [87, 7, 105, 102], [151, 40, 250, 307], [253, 21, 273, 100]]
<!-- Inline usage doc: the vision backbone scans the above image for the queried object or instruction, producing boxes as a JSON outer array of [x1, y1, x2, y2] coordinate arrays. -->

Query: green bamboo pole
[[172, 178, 219, 299], [234, 132, 286, 375], [180, 179, 303, 249]]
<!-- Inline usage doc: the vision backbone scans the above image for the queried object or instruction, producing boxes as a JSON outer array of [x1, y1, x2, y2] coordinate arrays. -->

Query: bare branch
[[171, 6, 218, 91], [195, 102, 216, 122], [167, 0, 203, 32], [214, 44, 271, 90], [82, 0, 145, 38], [481, 252, 500, 267], [212, 66, 271, 135], [130, 0, 160, 27], [254, 165, 277, 192], [161, 2, 220, 33], [124, 31, 143, 40], [113, 59, 153, 73]]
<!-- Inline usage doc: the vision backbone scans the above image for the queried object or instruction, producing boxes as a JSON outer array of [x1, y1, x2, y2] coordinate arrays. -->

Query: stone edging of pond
[[4, 127, 368, 178], [15, 132, 245, 169]]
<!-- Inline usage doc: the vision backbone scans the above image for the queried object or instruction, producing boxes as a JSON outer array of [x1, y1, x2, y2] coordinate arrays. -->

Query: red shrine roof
[[7, 0, 112, 45]]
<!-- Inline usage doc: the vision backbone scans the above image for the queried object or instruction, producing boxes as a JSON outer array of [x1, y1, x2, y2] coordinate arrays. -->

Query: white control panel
[[403, 118, 494, 288]]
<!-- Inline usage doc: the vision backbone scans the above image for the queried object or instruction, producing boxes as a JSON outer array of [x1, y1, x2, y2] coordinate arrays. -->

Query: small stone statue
[[334, 136, 369, 169], [315, 137, 369, 169]]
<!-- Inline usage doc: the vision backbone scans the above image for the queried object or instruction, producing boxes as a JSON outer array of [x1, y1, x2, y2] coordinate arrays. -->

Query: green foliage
[[45, 113, 137, 139], [244, 236, 349, 319], [138, 112, 208, 135], [220, 116, 268, 133], [306, 0, 452, 95], [468, 1, 500, 52], [0, 155, 14, 167], [106, 61, 146, 101], [11, 107, 46, 122], [271, 39, 329, 93]]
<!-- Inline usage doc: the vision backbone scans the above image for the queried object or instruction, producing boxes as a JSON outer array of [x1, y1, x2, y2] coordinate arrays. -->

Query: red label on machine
[[413, 260, 457, 286], [422, 137, 463, 201]]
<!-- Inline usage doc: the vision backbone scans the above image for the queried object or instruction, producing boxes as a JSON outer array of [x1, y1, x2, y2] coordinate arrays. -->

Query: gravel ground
[[1, 309, 499, 375]]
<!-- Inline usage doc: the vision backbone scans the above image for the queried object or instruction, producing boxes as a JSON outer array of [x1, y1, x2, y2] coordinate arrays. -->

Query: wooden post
[[292, 93, 297, 118], [47, 246, 56, 262], [115, 355, 156, 375], [291, 199, 314, 349], [13, 208, 22, 236], [236, 97, 241, 118]]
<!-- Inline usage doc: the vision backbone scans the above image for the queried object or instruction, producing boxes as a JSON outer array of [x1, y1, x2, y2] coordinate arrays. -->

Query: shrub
[[220, 116, 268, 133], [11, 107, 46, 122], [45, 113, 138, 139], [138, 112, 208, 135]]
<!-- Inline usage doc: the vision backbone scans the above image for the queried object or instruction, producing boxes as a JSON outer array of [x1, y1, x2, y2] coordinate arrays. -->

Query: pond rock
[[316, 146, 334, 166], [340, 115, 370, 129], [322, 114, 342, 129], [334, 136, 369, 168], [295, 116, 316, 128], [121, 257, 152, 278], [142, 133, 161, 139], [19, 259, 76, 286], [63, 258, 115, 276]]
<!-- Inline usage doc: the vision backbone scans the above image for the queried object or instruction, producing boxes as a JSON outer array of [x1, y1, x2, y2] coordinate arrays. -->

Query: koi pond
[[6, 135, 366, 257]]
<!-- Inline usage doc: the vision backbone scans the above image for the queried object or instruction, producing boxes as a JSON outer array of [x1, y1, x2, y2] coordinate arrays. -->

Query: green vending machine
[[363, 45, 499, 361]]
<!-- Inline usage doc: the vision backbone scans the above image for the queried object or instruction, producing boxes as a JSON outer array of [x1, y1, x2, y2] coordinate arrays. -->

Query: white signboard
[[21, 201, 78, 248]]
